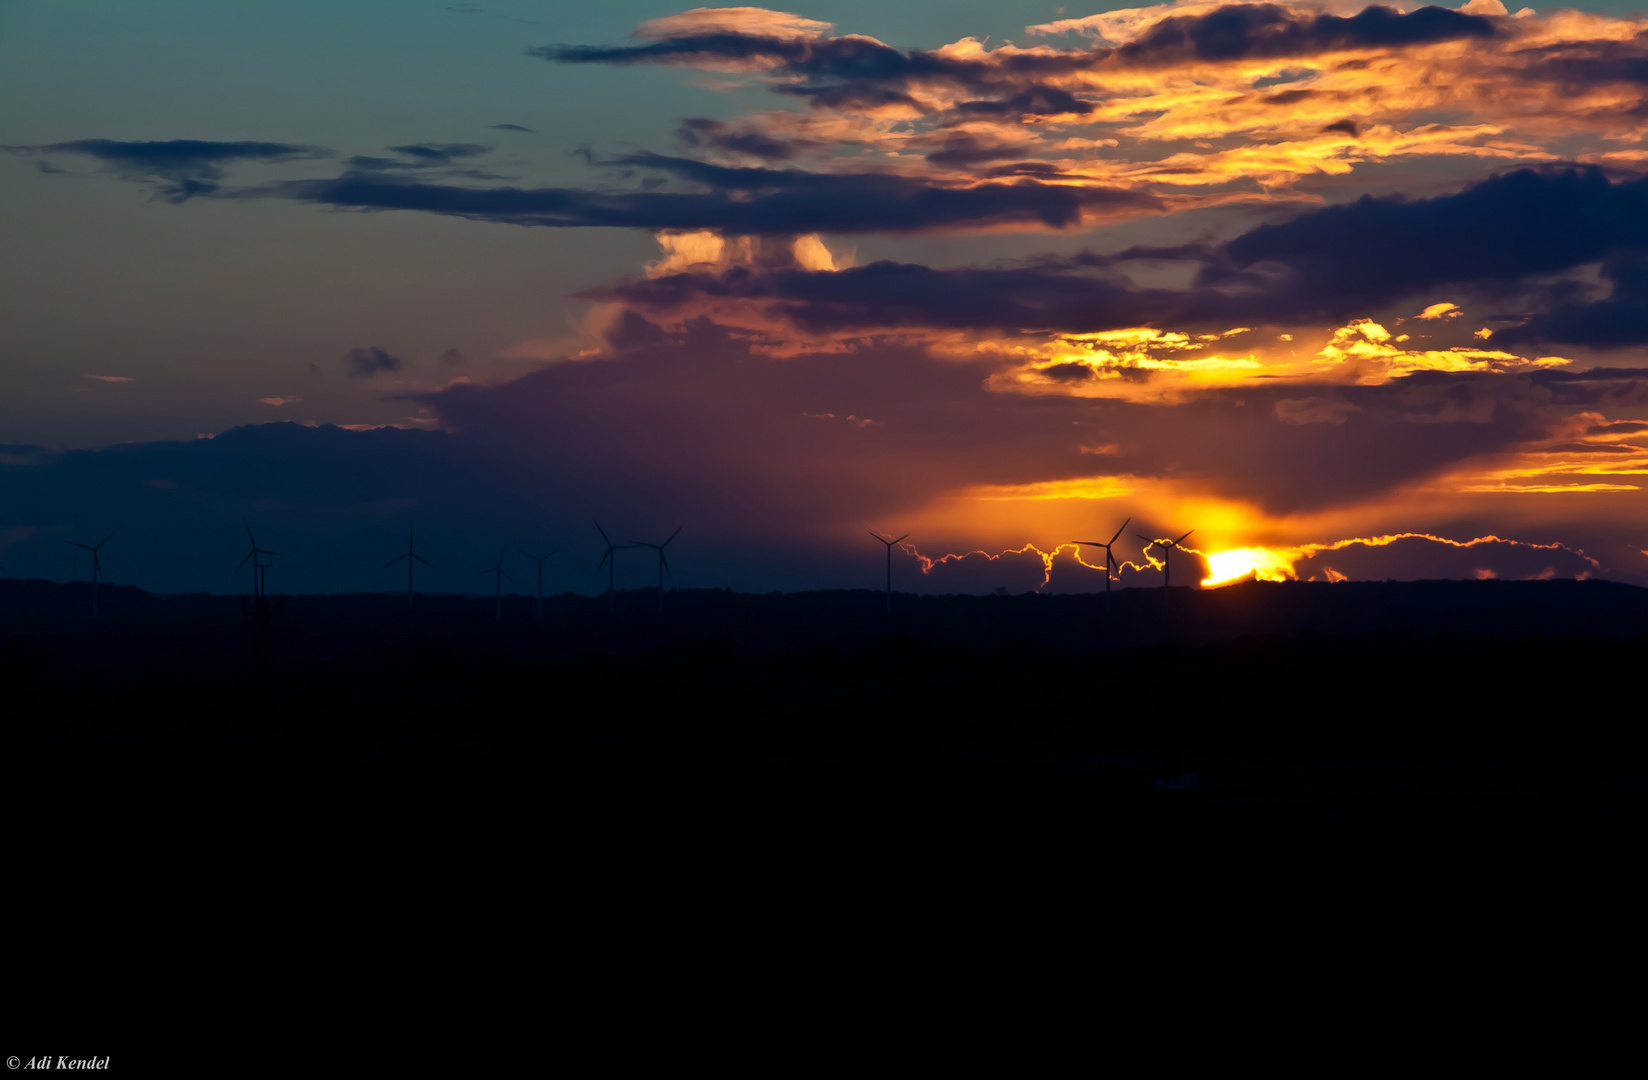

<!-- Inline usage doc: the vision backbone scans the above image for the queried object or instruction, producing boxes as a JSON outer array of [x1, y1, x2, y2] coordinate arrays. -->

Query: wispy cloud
[[6, 138, 330, 201]]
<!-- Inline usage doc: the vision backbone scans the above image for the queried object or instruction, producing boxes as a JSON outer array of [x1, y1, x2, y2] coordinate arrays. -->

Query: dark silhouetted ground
[[6, 575, 1644, 854]]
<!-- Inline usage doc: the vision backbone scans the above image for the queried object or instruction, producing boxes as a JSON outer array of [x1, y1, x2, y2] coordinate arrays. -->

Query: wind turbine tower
[[1074, 518, 1130, 613], [520, 548, 559, 620], [594, 522, 632, 616], [385, 523, 437, 611], [478, 547, 514, 621], [631, 527, 682, 613], [1137, 529, 1194, 610], [871, 531, 909, 614], [236, 521, 288, 689], [64, 530, 116, 619]]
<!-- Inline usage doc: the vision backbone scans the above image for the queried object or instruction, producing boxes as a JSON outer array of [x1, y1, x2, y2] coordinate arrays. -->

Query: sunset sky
[[2, 0, 1645, 594]]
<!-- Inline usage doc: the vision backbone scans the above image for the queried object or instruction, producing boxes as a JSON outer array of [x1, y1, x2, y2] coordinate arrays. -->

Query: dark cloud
[[771, 81, 922, 111], [1113, 4, 1496, 66], [922, 135, 1029, 168], [532, 31, 1056, 83], [344, 347, 403, 378], [441, 348, 466, 366], [343, 143, 497, 176], [272, 155, 1158, 234], [1220, 166, 1648, 344], [587, 258, 1204, 335], [533, 6, 1496, 112], [599, 168, 1648, 345], [955, 84, 1094, 117], [387, 142, 492, 163], [531, 23, 1101, 126], [1220, 167, 1648, 311], [491, 124, 534, 132], [2, 138, 329, 201], [1498, 257, 1648, 346], [676, 118, 809, 161], [1586, 419, 1648, 434], [1516, 37, 1648, 89]]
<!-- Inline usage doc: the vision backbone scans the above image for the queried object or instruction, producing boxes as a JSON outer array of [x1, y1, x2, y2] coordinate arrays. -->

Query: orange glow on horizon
[[900, 531, 1603, 592], [1201, 547, 1299, 587]]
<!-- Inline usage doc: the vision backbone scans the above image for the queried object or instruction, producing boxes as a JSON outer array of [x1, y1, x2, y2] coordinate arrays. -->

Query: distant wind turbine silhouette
[[478, 547, 514, 621], [631, 527, 681, 613], [520, 548, 559, 620], [64, 530, 116, 619], [1074, 517, 1130, 613], [385, 523, 436, 610], [594, 522, 632, 616], [1138, 529, 1194, 610], [871, 531, 909, 614], [236, 521, 288, 689], [235, 520, 288, 599]]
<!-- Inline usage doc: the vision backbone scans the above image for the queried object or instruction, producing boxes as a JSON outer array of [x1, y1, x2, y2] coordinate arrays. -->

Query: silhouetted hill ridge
[[2, 577, 1643, 664]]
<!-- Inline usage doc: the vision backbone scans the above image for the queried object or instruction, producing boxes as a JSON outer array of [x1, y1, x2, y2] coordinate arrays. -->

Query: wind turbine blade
[[263, 549, 289, 558], [98, 530, 117, 548], [385, 554, 409, 568], [1174, 529, 1194, 546], [663, 526, 682, 547], [235, 551, 254, 574], [1136, 533, 1154, 545], [548, 548, 560, 558], [870, 530, 886, 544], [477, 568, 492, 577], [594, 521, 611, 546], [65, 541, 93, 552], [502, 571, 515, 585], [414, 555, 436, 569], [1073, 540, 1100, 547], [893, 533, 909, 544], [596, 549, 611, 573], [244, 520, 258, 547], [1108, 517, 1131, 546]]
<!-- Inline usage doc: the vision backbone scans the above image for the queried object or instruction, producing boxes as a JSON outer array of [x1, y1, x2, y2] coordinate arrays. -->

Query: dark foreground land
[[7, 576, 1646, 883], [6, 577, 1644, 1052]]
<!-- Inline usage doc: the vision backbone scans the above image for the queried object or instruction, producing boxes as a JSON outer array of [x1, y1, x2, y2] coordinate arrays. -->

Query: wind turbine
[[1137, 529, 1194, 610], [478, 547, 514, 621], [594, 522, 632, 616], [64, 530, 116, 619], [236, 521, 288, 690], [385, 523, 437, 610], [631, 527, 681, 613], [520, 548, 559, 620], [1074, 517, 1130, 613], [870, 531, 909, 614], [234, 520, 288, 599]]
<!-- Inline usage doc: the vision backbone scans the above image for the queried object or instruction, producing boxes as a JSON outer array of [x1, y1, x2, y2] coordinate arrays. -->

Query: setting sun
[[1201, 548, 1298, 588]]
